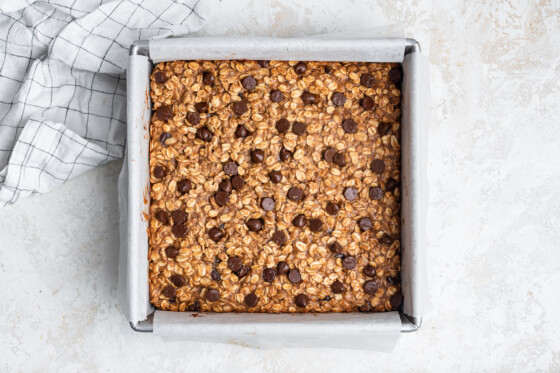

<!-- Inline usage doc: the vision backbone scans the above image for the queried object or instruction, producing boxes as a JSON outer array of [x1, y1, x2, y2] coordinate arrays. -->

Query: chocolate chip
[[155, 210, 168, 224], [287, 187, 303, 202], [257, 60, 270, 67], [172, 210, 187, 224], [206, 289, 220, 302], [379, 234, 394, 245], [294, 62, 307, 74], [358, 217, 372, 231], [292, 122, 307, 135], [321, 295, 332, 301], [272, 231, 287, 246], [219, 179, 232, 193], [154, 71, 167, 84], [228, 256, 242, 272], [332, 92, 346, 106], [309, 219, 322, 232], [203, 71, 215, 86], [276, 118, 290, 133], [241, 76, 257, 90], [369, 186, 383, 201], [294, 293, 309, 307], [156, 106, 173, 121], [288, 269, 302, 284], [277, 261, 290, 274], [342, 119, 358, 134], [361, 73, 375, 88], [170, 274, 186, 287], [153, 165, 165, 178], [186, 111, 200, 125], [261, 197, 275, 211], [343, 186, 358, 201], [231, 175, 244, 190], [331, 280, 345, 294], [333, 153, 346, 167], [325, 203, 340, 216], [270, 90, 284, 102], [378, 122, 392, 136], [362, 96, 374, 110], [236, 125, 249, 138], [208, 227, 224, 242], [235, 265, 249, 278], [177, 179, 192, 194], [292, 214, 307, 227], [262, 268, 277, 283], [301, 91, 317, 105], [363, 265, 376, 277], [195, 102, 208, 113], [223, 161, 238, 175], [163, 285, 176, 298], [324, 65, 332, 74], [342, 256, 356, 269], [328, 241, 343, 254], [196, 127, 213, 142], [159, 132, 171, 145], [251, 149, 265, 163], [268, 171, 282, 183], [323, 147, 336, 162], [232, 101, 248, 116], [246, 218, 263, 232], [172, 223, 188, 238], [165, 246, 180, 259], [188, 301, 201, 312], [390, 292, 403, 308], [214, 191, 229, 206], [359, 301, 373, 312], [389, 68, 402, 83], [370, 159, 385, 173], [244, 293, 258, 307], [279, 147, 292, 162], [211, 269, 221, 281], [386, 178, 398, 192], [387, 275, 400, 285], [363, 280, 378, 295]]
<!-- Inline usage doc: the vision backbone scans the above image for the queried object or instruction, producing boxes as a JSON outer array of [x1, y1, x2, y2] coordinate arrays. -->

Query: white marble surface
[[1, 0, 560, 371]]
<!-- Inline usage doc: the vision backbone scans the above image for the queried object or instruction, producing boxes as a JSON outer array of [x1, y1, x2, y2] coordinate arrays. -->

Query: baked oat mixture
[[148, 59, 402, 313]]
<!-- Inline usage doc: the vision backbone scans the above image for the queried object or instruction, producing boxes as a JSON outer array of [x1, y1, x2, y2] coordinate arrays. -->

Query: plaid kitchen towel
[[0, 0, 211, 206]]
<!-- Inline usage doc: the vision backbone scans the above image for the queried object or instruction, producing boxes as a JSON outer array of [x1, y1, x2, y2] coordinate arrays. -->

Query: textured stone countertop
[[1, 1, 559, 371]]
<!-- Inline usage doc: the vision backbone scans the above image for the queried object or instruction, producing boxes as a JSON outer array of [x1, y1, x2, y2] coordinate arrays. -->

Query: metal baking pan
[[121, 35, 428, 343]]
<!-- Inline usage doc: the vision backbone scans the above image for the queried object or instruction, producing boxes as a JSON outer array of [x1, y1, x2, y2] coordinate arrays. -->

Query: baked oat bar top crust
[[148, 60, 402, 313]]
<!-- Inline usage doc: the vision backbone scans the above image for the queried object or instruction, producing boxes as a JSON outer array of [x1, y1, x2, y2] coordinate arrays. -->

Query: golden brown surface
[[148, 60, 402, 312]]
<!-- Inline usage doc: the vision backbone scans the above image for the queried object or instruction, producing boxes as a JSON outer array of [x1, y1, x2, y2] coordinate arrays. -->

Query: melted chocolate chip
[[231, 175, 244, 190], [292, 214, 307, 227], [386, 178, 398, 192], [309, 219, 322, 232], [163, 285, 176, 298], [328, 241, 343, 254], [279, 147, 292, 162], [223, 161, 238, 175], [294, 62, 307, 74], [343, 186, 358, 201], [165, 246, 180, 259], [332, 92, 346, 106], [242, 76, 257, 90], [268, 171, 283, 183], [171, 210, 187, 224], [361, 73, 375, 88], [262, 268, 277, 283], [390, 292, 403, 308], [358, 217, 372, 231], [202, 71, 215, 86], [228, 256, 242, 272], [326, 203, 340, 215], [287, 187, 303, 202], [292, 122, 307, 135], [219, 179, 232, 193], [159, 132, 171, 145], [363, 265, 376, 277], [257, 60, 270, 67], [172, 223, 188, 238], [270, 90, 284, 102], [379, 234, 394, 245], [370, 159, 386, 173], [362, 96, 374, 110], [208, 227, 225, 242], [232, 101, 248, 116], [246, 218, 263, 232], [342, 119, 358, 134], [155, 210, 168, 224], [154, 71, 167, 84], [251, 149, 265, 163], [272, 231, 287, 246], [331, 280, 345, 294], [153, 166, 166, 178], [186, 111, 200, 125], [363, 280, 378, 295], [378, 122, 392, 136], [261, 197, 275, 211], [342, 256, 357, 269], [206, 289, 220, 302], [196, 127, 213, 142], [288, 269, 302, 284], [235, 265, 249, 278], [236, 125, 249, 138], [301, 91, 317, 105], [323, 147, 336, 162], [294, 293, 309, 307], [276, 118, 290, 133], [277, 261, 290, 274], [177, 179, 192, 194], [333, 153, 347, 167], [214, 191, 229, 206], [156, 106, 173, 121], [245, 293, 258, 307], [170, 274, 186, 287], [195, 102, 208, 113], [211, 269, 221, 281]]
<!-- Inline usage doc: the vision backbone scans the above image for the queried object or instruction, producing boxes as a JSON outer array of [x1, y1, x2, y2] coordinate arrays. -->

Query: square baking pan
[[119, 34, 428, 348]]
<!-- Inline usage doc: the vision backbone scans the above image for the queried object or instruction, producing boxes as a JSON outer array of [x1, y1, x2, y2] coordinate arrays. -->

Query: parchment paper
[[149, 25, 405, 63], [154, 311, 401, 351]]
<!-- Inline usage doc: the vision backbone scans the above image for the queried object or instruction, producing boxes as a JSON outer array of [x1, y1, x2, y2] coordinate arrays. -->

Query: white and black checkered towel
[[0, 0, 210, 206]]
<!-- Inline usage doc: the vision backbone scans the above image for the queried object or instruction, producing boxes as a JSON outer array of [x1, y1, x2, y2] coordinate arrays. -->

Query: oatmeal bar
[[148, 59, 402, 313]]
